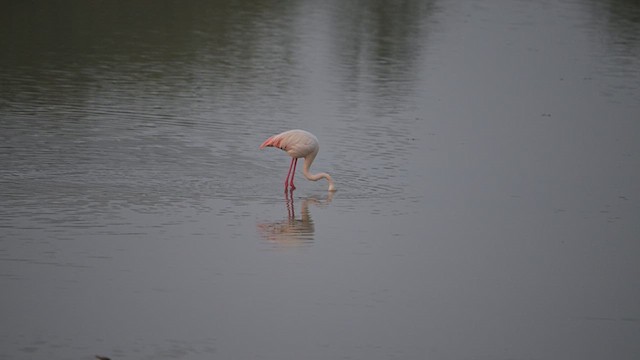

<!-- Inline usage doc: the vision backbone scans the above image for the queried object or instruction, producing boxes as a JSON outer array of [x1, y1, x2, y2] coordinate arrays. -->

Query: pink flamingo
[[260, 129, 336, 192]]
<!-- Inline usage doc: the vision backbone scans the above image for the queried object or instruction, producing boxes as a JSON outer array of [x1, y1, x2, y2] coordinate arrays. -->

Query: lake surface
[[1, 0, 639, 359]]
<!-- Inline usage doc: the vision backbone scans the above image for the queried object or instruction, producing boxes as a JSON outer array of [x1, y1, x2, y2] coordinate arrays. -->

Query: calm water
[[1, 0, 639, 359]]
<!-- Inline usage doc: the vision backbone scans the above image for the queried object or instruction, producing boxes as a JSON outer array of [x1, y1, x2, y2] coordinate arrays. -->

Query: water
[[1, 0, 639, 359]]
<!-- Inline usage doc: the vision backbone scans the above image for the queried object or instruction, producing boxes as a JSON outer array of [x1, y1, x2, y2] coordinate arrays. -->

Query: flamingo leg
[[284, 157, 296, 191], [289, 158, 298, 190]]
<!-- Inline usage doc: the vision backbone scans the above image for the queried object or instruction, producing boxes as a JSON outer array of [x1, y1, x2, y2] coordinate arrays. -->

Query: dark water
[[1, 0, 639, 359]]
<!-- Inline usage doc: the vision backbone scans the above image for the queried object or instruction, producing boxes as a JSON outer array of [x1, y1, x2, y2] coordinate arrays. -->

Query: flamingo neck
[[302, 154, 336, 191]]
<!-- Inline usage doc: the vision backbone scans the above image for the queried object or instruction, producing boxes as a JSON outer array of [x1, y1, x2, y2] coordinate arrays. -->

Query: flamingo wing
[[260, 130, 317, 158]]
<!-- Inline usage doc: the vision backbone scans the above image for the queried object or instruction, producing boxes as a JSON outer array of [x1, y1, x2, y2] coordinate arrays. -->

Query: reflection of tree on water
[[257, 190, 333, 248]]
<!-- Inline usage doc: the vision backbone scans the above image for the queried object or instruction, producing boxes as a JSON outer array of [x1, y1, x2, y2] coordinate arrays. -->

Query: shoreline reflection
[[257, 190, 333, 248]]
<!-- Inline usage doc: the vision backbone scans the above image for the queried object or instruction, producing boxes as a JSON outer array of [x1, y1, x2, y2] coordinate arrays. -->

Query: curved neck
[[302, 153, 336, 191]]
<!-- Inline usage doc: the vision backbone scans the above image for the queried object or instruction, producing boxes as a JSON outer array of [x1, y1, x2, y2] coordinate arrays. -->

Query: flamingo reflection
[[257, 190, 333, 248]]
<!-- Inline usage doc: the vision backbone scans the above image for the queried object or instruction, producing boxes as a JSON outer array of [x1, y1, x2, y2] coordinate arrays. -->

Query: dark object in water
[[95, 356, 111, 360]]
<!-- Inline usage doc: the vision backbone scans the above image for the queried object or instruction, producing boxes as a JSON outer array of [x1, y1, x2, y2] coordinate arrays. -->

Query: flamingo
[[260, 129, 336, 192]]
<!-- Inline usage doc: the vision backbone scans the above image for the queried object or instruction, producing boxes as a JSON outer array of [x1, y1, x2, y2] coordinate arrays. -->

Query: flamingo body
[[260, 129, 336, 192]]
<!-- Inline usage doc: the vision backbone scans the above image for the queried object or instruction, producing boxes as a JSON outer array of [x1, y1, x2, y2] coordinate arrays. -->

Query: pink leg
[[284, 157, 296, 191], [289, 158, 297, 190]]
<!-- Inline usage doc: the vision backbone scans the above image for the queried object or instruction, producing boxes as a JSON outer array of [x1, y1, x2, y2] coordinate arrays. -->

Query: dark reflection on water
[[583, 0, 640, 102], [1, 0, 640, 359]]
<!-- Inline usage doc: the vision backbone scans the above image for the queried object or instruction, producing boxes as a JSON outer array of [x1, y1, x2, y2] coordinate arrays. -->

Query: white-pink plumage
[[260, 129, 336, 192]]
